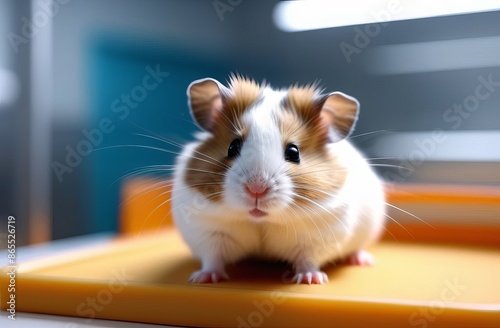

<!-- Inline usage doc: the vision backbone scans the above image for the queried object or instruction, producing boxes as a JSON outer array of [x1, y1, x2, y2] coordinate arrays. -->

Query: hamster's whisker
[[186, 182, 224, 188], [137, 195, 175, 238], [115, 164, 176, 178], [132, 132, 186, 149], [382, 212, 412, 239], [300, 200, 341, 248], [121, 176, 170, 195], [293, 185, 346, 206], [129, 164, 176, 169], [288, 155, 349, 176], [379, 225, 398, 242], [232, 155, 249, 178], [201, 191, 225, 202], [176, 150, 230, 169], [292, 193, 350, 234], [289, 201, 316, 246], [305, 185, 347, 198], [294, 201, 331, 249], [129, 120, 199, 146], [305, 151, 333, 163], [282, 203, 301, 244], [181, 168, 227, 177], [200, 190, 225, 198], [124, 180, 223, 234], [368, 164, 412, 170], [154, 190, 224, 239], [294, 185, 417, 239], [152, 200, 187, 239], [132, 133, 231, 170], [130, 190, 172, 229], [212, 110, 243, 140], [384, 202, 435, 228], [295, 184, 378, 235], [119, 178, 172, 206], [365, 157, 397, 161], [283, 199, 314, 244], [187, 145, 231, 168], [295, 185, 407, 237], [293, 184, 338, 195], [131, 132, 228, 173], [279, 205, 292, 242], [289, 167, 348, 178], [164, 182, 224, 200], [164, 151, 229, 170], [234, 115, 245, 133], [218, 109, 241, 134], [111, 168, 168, 187], [123, 190, 177, 240], [349, 129, 392, 139], [91, 144, 181, 156], [291, 156, 345, 171]]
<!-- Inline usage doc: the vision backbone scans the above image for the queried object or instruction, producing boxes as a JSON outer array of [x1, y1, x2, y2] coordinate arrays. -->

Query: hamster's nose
[[245, 182, 269, 198]]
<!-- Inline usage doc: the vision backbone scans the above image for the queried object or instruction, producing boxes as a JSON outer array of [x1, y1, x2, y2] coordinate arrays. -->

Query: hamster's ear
[[319, 92, 359, 142], [187, 78, 230, 132]]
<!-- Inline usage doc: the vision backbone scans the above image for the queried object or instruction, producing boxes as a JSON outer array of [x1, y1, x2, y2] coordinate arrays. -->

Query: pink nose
[[245, 182, 269, 198]]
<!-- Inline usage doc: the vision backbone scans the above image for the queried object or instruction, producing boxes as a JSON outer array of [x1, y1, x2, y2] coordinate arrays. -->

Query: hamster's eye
[[227, 138, 242, 159], [284, 144, 300, 164]]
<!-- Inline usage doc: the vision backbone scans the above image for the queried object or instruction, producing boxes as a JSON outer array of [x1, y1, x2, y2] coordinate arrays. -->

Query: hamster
[[172, 75, 385, 285]]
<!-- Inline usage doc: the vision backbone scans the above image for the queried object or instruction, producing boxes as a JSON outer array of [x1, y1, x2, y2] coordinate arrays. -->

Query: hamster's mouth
[[249, 208, 268, 218]]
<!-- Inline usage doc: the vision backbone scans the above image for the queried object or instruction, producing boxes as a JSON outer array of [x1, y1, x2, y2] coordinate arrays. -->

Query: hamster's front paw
[[188, 270, 229, 283], [292, 271, 329, 285], [345, 250, 374, 266]]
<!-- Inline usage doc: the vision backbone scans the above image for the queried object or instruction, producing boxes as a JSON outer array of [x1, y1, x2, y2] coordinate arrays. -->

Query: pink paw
[[345, 250, 374, 266], [188, 270, 229, 283], [292, 271, 329, 285]]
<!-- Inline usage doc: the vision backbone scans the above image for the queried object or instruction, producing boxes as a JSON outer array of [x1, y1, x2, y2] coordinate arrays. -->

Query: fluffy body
[[172, 77, 385, 284]]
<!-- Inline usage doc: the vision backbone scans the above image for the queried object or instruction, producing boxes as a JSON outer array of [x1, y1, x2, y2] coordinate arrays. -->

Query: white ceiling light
[[273, 0, 500, 32]]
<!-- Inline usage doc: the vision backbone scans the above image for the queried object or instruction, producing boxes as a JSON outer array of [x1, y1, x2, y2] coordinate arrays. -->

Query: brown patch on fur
[[281, 86, 348, 206], [286, 86, 321, 121], [283, 87, 325, 150], [219, 75, 264, 129], [184, 136, 232, 203], [287, 153, 347, 207], [185, 76, 263, 202], [285, 86, 330, 150]]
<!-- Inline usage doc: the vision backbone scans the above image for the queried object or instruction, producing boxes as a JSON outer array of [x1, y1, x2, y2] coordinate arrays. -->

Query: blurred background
[[1, 0, 499, 246]]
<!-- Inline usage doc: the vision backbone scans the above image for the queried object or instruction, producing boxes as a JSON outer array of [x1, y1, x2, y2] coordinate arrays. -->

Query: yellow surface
[[1, 229, 500, 327]]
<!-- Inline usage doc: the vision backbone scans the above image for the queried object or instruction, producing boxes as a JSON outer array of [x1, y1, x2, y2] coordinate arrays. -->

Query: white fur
[[172, 87, 385, 283]]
